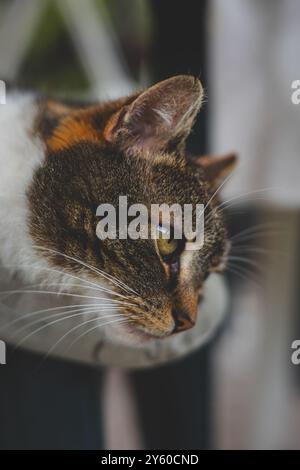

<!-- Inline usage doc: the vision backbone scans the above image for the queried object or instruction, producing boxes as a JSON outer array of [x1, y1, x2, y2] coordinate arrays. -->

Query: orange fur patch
[[47, 115, 101, 152], [103, 109, 123, 143]]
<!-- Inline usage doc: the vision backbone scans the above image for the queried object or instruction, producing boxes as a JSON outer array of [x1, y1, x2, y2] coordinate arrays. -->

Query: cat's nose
[[172, 309, 195, 334]]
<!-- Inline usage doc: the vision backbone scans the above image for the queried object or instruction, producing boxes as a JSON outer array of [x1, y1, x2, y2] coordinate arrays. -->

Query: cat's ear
[[104, 75, 204, 152], [190, 153, 238, 189]]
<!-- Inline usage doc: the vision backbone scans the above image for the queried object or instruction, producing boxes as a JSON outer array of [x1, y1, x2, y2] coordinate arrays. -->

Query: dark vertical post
[[0, 345, 104, 449], [129, 0, 212, 450]]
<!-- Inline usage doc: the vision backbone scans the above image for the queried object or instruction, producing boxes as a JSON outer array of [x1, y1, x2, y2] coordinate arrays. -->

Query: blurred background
[[0, 0, 300, 450]]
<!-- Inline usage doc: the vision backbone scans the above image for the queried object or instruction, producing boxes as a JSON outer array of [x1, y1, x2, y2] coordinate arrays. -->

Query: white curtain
[[210, 0, 300, 208]]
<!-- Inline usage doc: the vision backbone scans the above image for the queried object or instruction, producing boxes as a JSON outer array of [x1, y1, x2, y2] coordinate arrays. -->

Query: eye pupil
[[156, 225, 185, 262]]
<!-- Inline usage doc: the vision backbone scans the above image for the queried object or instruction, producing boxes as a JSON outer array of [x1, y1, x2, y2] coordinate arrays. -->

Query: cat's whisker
[[204, 199, 265, 228], [66, 318, 135, 353], [225, 262, 260, 287], [230, 222, 281, 242], [43, 317, 133, 362], [227, 255, 264, 271], [230, 229, 283, 245], [10, 306, 125, 338], [14, 310, 127, 350], [200, 171, 236, 219], [205, 196, 279, 228], [0, 302, 117, 331], [11, 281, 131, 299], [4, 262, 131, 301], [33, 246, 140, 297], [29, 239, 138, 295], [222, 210, 246, 218], [0, 289, 136, 306], [214, 187, 277, 212], [226, 261, 260, 287], [217, 196, 274, 214], [204, 187, 279, 228], [226, 260, 256, 276], [230, 245, 284, 256]]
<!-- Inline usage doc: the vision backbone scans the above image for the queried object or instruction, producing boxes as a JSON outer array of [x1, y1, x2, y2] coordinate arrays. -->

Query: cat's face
[[30, 76, 236, 342]]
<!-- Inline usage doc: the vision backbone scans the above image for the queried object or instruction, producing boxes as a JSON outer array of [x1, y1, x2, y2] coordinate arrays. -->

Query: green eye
[[157, 237, 179, 257], [156, 225, 184, 261]]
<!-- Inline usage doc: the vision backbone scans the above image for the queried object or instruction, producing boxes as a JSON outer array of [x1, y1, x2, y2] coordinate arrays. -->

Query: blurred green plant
[[0, 0, 153, 96], [20, 1, 90, 95]]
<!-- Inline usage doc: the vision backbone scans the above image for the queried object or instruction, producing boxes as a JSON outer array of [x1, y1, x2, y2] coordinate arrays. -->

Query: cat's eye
[[157, 237, 179, 257], [156, 225, 184, 262]]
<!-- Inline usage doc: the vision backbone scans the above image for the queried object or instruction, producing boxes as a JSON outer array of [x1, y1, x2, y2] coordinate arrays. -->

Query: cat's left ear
[[104, 75, 204, 152], [189, 153, 238, 189]]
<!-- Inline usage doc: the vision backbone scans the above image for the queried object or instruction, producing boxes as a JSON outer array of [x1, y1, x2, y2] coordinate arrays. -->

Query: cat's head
[[30, 75, 236, 342]]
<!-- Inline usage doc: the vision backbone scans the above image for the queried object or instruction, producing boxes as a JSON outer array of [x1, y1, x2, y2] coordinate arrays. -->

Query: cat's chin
[[104, 320, 166, 347]]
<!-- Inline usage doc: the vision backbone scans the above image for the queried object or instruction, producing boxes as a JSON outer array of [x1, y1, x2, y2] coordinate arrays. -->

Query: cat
[[0, 75, 236, 354]]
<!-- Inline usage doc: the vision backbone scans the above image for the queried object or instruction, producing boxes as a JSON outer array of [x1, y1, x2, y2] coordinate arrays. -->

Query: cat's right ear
[[190, 153, 238, 189], [103, 75, 204, 153]]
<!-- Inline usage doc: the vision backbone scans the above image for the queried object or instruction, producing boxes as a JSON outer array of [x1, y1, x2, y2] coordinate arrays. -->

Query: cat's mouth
[[120, 312, 196, 341], [112, 314, 173, 342]]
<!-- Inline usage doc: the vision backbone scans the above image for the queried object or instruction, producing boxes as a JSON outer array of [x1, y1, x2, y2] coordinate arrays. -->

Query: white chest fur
[[0, 93, 45, 280]]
